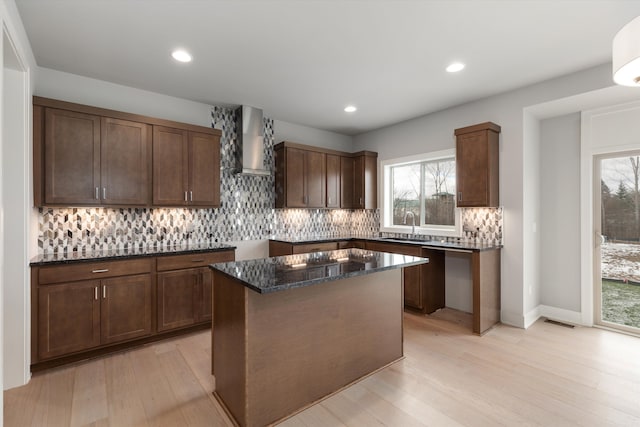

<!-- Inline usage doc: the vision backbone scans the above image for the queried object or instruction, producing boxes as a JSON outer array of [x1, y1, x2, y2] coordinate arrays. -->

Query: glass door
[[595, 153, 640, 334]]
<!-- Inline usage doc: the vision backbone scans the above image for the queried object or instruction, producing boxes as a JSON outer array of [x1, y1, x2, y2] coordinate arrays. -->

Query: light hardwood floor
[[5, 310, 640, 426]]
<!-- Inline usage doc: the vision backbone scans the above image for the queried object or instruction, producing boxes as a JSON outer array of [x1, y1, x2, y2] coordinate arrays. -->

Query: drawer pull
[[91, 269, 109, 273], [191, 259, 205, 263]]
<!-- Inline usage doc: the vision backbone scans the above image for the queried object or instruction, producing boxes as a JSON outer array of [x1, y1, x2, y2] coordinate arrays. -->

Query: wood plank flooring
[[5, 310, 640, 426]]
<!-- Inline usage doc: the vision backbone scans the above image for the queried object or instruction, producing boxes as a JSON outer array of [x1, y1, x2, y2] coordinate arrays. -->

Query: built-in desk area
[[270, 236, 501, 335]]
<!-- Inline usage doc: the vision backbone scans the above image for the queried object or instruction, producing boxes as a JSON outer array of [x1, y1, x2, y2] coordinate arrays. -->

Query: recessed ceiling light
[[446, 62, 465, 73], [171, 49, 192, 63], [344, 105, 357, 113]]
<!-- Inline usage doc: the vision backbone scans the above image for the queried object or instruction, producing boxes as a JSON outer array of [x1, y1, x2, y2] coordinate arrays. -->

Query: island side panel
[[245, 269, 403, 427], [472, 248, 501, 335], [212, 272, 248, 426]]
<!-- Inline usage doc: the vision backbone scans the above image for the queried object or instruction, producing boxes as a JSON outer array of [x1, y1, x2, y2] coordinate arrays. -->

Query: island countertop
[[209, 248, 428, 294]]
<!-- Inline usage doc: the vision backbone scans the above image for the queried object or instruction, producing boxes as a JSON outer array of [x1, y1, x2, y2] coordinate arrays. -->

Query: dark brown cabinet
[[33, 96, 221, 208], [38, 108, 151, 206], [35, 259, 152, 361], [275, 141, 378, 209], [156, 251, 235, 332], [340, 156, 355, 208], [31, 249, 235, 368], [365, 241, 427, 311], [275, 145, 326, 208], [326, 154, 341, 208], [455, 122, 501, 207], [152, 126, 221, 207]]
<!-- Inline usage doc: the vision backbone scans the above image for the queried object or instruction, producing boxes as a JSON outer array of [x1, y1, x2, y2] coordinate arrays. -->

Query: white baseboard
[[500, 310, 526, 328], [524, 304, 584, 328]]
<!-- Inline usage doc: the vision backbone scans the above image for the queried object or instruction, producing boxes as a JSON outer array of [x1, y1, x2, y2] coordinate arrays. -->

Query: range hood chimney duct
[[235, 105, 270, 176]]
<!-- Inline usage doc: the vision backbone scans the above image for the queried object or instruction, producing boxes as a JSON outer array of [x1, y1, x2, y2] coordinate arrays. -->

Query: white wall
[[540, 113, 581, 312], [354, 64, 617, 327], [1, 0, 37, 409], [274, 119, 353, 152]]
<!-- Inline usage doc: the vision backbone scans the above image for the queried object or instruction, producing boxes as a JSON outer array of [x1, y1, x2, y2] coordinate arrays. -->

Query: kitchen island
[[209, 248, 428, 427]]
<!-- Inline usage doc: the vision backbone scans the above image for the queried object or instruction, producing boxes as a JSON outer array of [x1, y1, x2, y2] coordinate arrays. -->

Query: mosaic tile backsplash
[[36, 106, 503, 254]]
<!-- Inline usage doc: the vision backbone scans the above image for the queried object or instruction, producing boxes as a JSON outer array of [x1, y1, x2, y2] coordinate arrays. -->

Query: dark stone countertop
[[30, 242, 237, 266], [209, 248, 428, 294], [269, 235, 501, 252]]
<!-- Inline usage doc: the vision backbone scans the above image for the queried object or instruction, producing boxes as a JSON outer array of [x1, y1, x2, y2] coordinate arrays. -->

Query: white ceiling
[[14, 0, 640, 135]]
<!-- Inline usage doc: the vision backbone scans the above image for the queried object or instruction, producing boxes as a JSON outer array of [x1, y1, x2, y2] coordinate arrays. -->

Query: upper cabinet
[[275, 141, 377, 209], [152, 127, 221, 207], [275, 145, 326, 208], [454, 122, 501, 208], [33, 97, 221, 208]]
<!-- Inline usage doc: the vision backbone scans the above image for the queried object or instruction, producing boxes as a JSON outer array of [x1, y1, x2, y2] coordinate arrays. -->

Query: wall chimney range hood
[[235, 105, 270, 176]]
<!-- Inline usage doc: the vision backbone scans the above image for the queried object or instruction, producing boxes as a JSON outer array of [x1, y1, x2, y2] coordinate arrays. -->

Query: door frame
[[593, 151, 640, 335], [581, 101, 640, 331]]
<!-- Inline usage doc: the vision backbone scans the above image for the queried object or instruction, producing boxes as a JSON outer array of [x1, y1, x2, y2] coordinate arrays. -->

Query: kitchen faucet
[[403, 211, 416, 235]]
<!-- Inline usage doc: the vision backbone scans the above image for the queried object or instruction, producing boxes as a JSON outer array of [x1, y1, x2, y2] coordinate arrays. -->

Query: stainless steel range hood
[[235, 105, 270, 176]]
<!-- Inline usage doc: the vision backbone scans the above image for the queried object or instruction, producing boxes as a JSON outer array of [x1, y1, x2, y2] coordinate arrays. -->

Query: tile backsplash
[[36, 106, 503, 254]]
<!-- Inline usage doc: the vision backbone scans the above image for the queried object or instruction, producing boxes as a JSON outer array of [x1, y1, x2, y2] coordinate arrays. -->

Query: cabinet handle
[[458, 192, 462, 201], [191, 259, 205, 263], [103, 187, 106, 199], [359, 197, 363, 206], [95, 187, 99, 200], [94, 287, 98, 300], [184, 191, 188, 202], [190, 190, 193, 202], [91, 269, 109, 273], [102, 285, 106, 299]]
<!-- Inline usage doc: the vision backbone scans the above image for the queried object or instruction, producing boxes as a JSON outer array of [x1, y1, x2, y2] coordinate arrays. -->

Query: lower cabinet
[[364, 241, 427, 312], [156, 251, 235, 332], [36, 261, 152, 360], [32, 249, 235, 368]]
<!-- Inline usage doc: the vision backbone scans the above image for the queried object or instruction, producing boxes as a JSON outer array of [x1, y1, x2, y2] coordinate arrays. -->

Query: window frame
[[380, 149, 462, 237]]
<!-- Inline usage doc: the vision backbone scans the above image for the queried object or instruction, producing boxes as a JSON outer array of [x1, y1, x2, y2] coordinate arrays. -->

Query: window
[[381, 149, 461, 236]]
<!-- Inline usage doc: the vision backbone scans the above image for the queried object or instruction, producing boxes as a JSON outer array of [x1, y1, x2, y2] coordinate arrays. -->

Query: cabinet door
[[326, 154, 340, 208], [189, 131, 220, 207], [44, 108, 101, 205], [403, 265, 423, 310], [285, 148, 307, 207], [101, 274, 152, 345], [157, 269, 198, 331], [38, 281, 101, 359], [200, 267, 213, 323], [456, 130, 489, 207], [340, 156, 355, 208], [306, 150, 326, 207], [101, 117, 151, 205], [153, 126, 188, 205]]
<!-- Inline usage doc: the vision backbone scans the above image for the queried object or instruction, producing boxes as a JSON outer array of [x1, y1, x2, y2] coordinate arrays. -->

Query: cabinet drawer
[[292, 242, 338, 254], [365, 242, 422, 256], [38, 258, 153, 284], [156, 250, 235, 271]]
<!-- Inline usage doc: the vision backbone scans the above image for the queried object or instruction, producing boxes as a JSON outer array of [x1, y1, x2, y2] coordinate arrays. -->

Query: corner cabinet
[[156, 251, 235, 332], [454, 122, 501, 207], [275, 141, 377, 209], [33, 96, 221, 208]]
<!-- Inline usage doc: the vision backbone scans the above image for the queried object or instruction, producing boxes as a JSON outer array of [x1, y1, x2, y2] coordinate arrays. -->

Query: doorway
[[595, 152, 640, 335]]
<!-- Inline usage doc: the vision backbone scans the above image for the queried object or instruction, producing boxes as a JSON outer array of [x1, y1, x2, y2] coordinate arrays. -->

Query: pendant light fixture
[[613, 15, 640, 86]]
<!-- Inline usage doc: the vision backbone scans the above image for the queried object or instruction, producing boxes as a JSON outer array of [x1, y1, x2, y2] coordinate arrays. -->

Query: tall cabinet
[[454, 122, 501, 207]]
